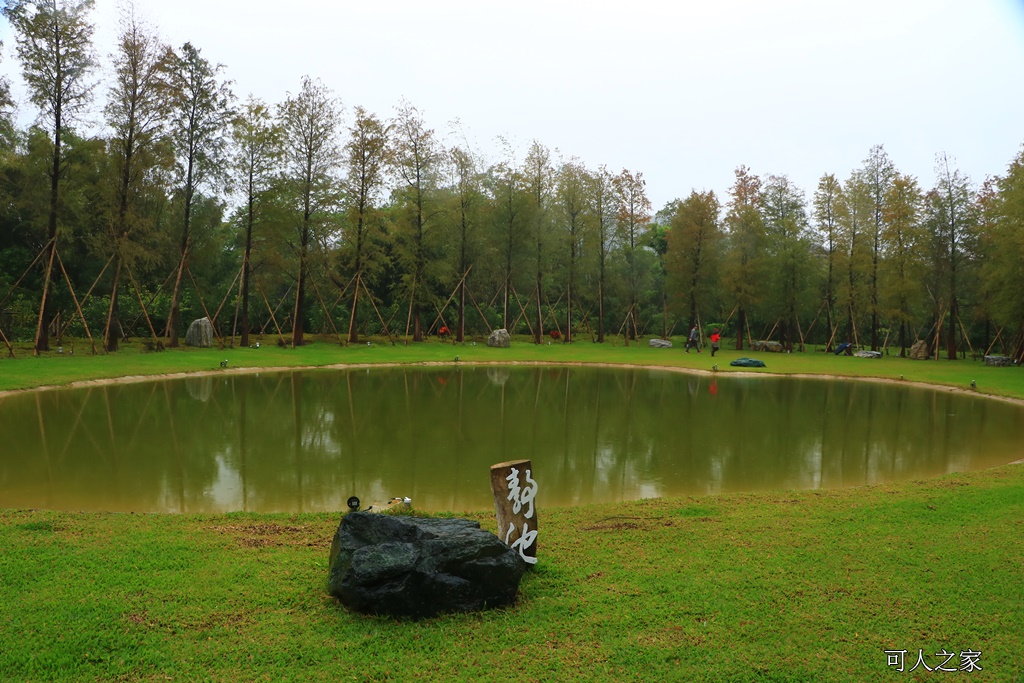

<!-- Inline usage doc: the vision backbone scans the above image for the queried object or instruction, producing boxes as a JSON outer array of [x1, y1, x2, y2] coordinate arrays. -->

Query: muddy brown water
[[1, 366, 1020, 513]]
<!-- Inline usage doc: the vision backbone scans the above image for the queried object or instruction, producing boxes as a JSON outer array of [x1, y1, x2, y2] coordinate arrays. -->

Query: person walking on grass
[[710, 328, 720, 357], [687, 325, 700, 353]]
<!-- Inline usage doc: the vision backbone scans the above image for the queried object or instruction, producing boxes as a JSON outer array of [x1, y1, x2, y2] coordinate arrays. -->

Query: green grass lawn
[[1, 336, 1022, 682]]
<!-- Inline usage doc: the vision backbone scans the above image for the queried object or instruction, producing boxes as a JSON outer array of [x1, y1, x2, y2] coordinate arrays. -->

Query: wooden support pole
[[0, 321, 15, 357], [345, 272, 361, 344], [210, 264, 244, 332], [186, 265, 224, 348], [124, 266, 161, 346], [427, 266, 474, 335], [328, 272, 357, 313], [509, 286, 536, 338], [432, 301, 451, 340], [933, 307, 946, 361], [467, 286, 493, 334], [404, 275, 416, 346], [56, 249, 98, 355], [544, 293, 564, 338], [59, 251, 116, 339], [0, 237, 55, 312], [310, 275, 345, 344], [361, 276, 396, 344], [489, 459, 538, 565], [256, 281, 287, 345], [615, 303, 636, 346], [880, 322, 893, 354], [126, 266, 176, 339], [984, 325, 1005, 357], [956, 313, 975, 357], [33, 243, 58, 356], [231, 262, 245, 347]]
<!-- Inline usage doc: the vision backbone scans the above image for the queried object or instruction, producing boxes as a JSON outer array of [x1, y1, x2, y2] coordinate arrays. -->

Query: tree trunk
[[457, 280, 466, 343], [347, 273, 360, 344], [240, 196, 253, 347], [735, 307, 745, 350], [947, 298, 958, 361], [292, 245, 306, 348], [534, 276, 543, 345], [565, 280, 572, 344], [168, 168, 195, 348], [34, 121, 63, 354]]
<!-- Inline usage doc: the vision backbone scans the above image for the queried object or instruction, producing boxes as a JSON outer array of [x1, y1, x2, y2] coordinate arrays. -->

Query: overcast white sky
[[2, 0, 1023, 212]]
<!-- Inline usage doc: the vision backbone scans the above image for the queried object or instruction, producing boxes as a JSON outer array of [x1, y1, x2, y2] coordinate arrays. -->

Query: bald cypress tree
[[165, 42, 233, 347], [4, 0, 97, 353], [102, 6, 170, 351]]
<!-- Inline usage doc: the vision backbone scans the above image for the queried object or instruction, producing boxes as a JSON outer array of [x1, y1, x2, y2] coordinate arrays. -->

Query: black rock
[[328, 512, 526, 620]]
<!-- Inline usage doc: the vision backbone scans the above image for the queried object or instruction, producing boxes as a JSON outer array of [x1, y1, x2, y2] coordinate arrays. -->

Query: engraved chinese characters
[[490, 459, 539, 565]]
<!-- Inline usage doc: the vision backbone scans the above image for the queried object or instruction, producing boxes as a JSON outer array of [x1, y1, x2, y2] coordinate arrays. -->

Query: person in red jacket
[[710, 328, 721, 357]]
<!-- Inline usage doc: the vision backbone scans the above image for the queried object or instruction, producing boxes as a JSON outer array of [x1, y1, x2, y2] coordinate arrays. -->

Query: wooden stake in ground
[[489, 459, 538, 565], [125, 266, 162, 347], [56, 249, 97, 355], [466, 287, 493, 334]]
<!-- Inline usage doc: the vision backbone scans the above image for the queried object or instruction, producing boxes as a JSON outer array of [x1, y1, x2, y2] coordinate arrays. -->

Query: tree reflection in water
[[0, 367, 1021, 513]]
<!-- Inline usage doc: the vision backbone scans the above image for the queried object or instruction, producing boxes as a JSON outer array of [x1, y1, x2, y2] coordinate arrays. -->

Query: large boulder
[[730, 357, 766, 368], [487, 328, 511, 348], [854, 350, 882, 359], [984, 355, 1014, 367], [751, 340, 783, 353], [649, 338, 672, 348], [908, 339, 930, 360], [328, 512, 526, 620], [185, 317, 215, 348]]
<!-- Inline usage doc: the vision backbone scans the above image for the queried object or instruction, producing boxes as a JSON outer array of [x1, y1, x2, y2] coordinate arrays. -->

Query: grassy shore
[[1, 337, 1022, 682]]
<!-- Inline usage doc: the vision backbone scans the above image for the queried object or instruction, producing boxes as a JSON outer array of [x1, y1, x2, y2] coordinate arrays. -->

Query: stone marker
[[327, 512, 525, 620], [487, 328, 511, 348], [751, 340, 783, 352], [984, 355, 1013, 367], [649, 338, 672, 348], [908, 339, 930, 360], [490, 459, 538, 565], [185, 317, 214, 347]]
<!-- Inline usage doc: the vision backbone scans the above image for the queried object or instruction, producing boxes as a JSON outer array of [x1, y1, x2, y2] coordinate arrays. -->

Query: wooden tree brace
[[56, 249, 97, 355]]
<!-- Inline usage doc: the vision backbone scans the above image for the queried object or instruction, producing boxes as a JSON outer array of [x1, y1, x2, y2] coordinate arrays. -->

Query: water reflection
[[0, 367, 1021, 513]]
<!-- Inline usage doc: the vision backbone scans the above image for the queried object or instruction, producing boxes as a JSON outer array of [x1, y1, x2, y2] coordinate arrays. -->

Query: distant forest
[[1, 0, 1023, 361]]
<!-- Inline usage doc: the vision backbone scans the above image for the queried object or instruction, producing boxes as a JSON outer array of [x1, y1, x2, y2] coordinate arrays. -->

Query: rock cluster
[[648, 338, 672, 348]]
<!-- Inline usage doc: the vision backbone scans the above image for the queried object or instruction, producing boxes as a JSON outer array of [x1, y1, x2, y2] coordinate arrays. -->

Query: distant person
[[710, 328, 721, 357], [686, 325, 700, 353]]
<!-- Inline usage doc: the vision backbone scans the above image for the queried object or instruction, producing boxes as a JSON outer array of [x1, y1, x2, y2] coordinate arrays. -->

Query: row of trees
[[1, 0, 1023, 362]]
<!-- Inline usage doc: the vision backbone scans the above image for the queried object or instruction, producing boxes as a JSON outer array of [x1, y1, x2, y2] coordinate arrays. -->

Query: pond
[[1, 366, 1021, 513]]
